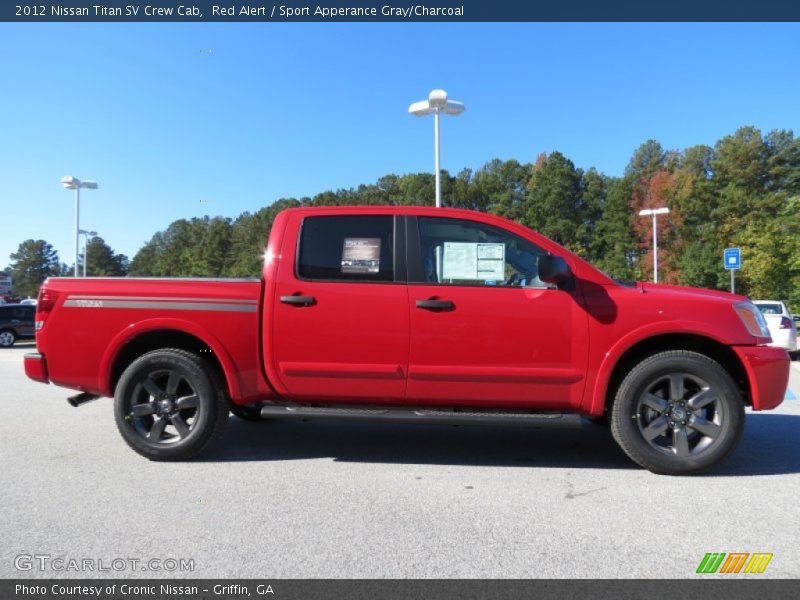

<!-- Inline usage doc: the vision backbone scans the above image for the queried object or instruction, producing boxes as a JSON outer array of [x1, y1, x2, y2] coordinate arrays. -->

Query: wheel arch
[[102, 320, 239, 400], [592, 333, 750, 417]]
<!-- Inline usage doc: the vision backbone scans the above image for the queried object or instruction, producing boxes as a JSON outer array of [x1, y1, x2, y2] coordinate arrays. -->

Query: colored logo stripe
[[744, 553, 773, 573], [697, 553, 726, 573], [720, 553, 749, 573], [697, 552, 772, 574]]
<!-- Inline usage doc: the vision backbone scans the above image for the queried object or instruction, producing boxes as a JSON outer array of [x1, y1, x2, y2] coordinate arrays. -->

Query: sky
[[1, 22, 799, 269]]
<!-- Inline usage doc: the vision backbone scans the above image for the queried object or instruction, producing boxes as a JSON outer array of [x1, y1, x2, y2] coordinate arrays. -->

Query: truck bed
[[35, 277, 271, 403]]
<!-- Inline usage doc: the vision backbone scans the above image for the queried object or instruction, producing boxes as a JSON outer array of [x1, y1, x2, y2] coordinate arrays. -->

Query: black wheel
[[610, 351, 744, 475], [114, 349, 229, 461], [230, 404, 269, 422], [0, 329, 16, 348]]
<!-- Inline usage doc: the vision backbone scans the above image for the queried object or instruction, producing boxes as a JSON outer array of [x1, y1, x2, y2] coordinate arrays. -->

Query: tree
[[593, 177, 639, 280], [85, 237, 129, 276], [625, 140, 666, 179], [7, 239, 61, 297], [525, 152, 583, 252]]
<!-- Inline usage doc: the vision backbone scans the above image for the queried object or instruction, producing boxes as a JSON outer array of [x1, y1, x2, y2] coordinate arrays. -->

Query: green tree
[[525, 152, 583, 252], [7, 239, 61, 297], [85, 237, 129, 276]]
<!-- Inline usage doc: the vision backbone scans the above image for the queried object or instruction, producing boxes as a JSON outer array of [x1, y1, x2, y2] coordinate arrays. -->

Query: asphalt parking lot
[[1, 342, 799, 579]]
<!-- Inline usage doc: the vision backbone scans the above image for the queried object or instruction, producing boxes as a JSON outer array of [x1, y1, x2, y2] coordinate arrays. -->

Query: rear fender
[[99, 317, 241, 400]]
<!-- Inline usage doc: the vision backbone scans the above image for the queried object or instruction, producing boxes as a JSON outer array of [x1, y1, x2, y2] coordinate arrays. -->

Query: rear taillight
[[35, 287, 60, 330], [780, 316, 792, 329]]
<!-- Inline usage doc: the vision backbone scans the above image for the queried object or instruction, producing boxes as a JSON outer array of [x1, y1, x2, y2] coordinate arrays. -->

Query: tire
[[610, 350, 744, 475], [230, 404, 269, 422], [114, 349, 229, 461], [0, 329, 16, 348]]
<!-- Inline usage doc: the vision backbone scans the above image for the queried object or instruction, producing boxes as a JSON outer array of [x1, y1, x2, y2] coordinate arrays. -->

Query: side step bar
[[259, 405, 582, 427]]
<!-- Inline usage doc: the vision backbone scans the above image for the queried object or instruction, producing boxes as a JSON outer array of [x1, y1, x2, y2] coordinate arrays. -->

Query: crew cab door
[[406, 215, 588, 409], [270, 213, 409, 403]]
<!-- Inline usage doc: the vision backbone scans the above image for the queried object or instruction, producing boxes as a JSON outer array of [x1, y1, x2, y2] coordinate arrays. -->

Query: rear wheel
[[0, 329, 16, 347], [114, 349, 229, 461], [610, 351, 744, 475]]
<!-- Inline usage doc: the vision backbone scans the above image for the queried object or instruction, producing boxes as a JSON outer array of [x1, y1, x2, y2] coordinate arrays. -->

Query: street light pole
[[74, 186, 80, 277], [409, 90, 465, 208], [61, 177, 98, 277], [433, 107, 441, 207], [638, 207, 670, 284]]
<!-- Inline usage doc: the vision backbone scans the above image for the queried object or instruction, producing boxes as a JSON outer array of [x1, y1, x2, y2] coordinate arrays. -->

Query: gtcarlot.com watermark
[[14, 554, 195, 573]]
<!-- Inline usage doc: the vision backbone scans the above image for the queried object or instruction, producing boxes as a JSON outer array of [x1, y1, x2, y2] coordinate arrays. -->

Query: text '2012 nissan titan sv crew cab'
[[25, 207, 790, 474]]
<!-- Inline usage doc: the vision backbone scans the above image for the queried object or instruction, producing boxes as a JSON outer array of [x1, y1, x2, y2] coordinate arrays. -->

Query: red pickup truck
[[25, 206, 789, 474]]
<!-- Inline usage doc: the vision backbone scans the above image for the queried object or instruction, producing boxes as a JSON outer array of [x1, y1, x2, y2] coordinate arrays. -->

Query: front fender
[[585, 320, 746, 416]]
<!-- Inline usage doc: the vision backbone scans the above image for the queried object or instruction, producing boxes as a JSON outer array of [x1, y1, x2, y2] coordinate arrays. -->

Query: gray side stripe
[[67, 295, 257, 304], [63, 299, 257, 312]]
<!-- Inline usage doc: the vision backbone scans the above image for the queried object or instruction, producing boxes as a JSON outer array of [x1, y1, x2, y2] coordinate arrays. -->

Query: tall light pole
[[79, 229, 97, 277], [638, 207, 670, 283], [61, 177, 98, 277], [408, 90, 465, 207]]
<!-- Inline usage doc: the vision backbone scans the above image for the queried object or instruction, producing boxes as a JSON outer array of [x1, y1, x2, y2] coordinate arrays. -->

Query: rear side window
[[15, 306, 34, 319], [297, 215, 395, 282]]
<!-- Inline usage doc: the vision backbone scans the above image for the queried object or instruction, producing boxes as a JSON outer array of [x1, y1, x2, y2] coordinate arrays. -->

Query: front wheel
[[114, 349, 229, 461], [610, 351, 744, 475]]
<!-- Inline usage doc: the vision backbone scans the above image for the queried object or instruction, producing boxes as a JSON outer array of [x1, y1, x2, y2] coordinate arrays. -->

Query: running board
[[259, 405, 582, 427]]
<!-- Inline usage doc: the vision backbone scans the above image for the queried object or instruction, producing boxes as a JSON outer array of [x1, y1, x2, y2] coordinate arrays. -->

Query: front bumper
[[732, 345, 790, 411], [24, 352, 49, 384]]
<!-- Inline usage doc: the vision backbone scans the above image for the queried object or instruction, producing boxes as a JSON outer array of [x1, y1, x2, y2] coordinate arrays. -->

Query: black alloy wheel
[[114, 349, 228, 460], [611, 351, 744, 475]]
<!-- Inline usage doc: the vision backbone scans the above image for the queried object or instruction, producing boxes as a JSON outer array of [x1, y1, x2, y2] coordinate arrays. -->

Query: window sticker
[[477, 243, 505, 280], [442, 242, 505, 281], [341, 237, 381, 274]]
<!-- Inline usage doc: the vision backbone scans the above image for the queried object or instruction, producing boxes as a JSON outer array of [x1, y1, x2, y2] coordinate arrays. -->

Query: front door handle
[[416, 299, 455, 311], [280, 295, 316, 307]]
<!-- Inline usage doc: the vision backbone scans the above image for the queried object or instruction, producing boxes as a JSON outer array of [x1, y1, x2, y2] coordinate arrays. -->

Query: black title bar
[[3, 0, 800, 22]]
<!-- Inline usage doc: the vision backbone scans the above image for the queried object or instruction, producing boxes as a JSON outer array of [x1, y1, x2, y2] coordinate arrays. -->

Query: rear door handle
[[416, 299, 455, 311], [280, 295, 316, 307]]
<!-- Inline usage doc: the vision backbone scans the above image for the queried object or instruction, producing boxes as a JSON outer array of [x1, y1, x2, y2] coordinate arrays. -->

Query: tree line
[[3, 237, 128, 298], [5, 125, 800, 307]]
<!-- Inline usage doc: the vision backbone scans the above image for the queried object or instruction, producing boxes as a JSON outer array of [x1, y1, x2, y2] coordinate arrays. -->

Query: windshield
[[754, 303, 783, 315]]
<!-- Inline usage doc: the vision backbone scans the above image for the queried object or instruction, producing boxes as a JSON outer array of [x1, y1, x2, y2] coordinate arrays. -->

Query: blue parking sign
[[724, 247, 741, 270]]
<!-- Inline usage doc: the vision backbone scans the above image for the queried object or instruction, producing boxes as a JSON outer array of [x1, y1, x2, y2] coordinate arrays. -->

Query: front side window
[[297, 215, 395, 282], [416, 217, 549, 288]]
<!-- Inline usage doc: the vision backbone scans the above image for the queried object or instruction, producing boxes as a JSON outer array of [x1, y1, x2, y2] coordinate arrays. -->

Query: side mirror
[[538, 255, 573, 288]]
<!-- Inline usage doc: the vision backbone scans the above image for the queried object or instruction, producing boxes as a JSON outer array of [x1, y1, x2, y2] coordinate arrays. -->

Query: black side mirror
[[538, 254, 573, 288]]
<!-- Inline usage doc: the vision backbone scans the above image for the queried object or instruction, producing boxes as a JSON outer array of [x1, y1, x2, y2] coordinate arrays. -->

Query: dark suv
[[0, 304, 35, 347]]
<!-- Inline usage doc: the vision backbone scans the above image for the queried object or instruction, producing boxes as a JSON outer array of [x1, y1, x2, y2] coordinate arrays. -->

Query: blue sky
[[1, 23, 799, 268]]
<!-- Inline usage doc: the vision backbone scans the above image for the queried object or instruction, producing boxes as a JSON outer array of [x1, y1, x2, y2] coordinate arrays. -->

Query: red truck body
[[24, 206, 790, 472]]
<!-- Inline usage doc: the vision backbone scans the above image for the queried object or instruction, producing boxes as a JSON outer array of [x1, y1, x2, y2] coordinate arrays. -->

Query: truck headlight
[[733, 301, 771, 340]]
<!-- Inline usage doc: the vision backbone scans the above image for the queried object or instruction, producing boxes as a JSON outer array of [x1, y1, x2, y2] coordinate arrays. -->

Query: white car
[[753, 300, 797, 358]]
